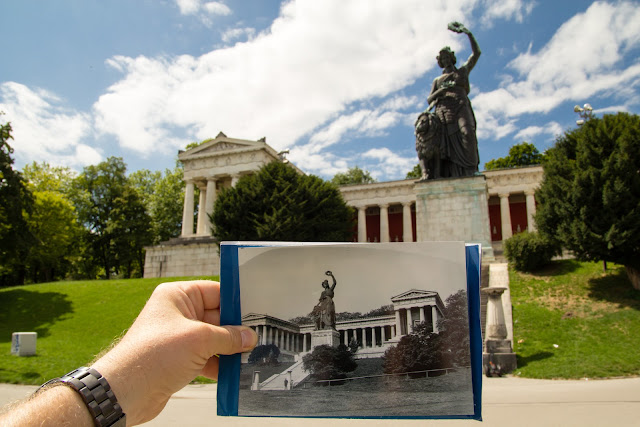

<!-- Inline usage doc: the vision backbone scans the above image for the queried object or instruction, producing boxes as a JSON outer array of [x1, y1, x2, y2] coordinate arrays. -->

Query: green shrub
[[504, 232, 559, 272]]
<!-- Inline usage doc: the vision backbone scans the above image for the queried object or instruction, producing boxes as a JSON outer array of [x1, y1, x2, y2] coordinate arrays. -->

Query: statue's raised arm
[[325, 270, 337, 291], [448, 22, 481, 72]]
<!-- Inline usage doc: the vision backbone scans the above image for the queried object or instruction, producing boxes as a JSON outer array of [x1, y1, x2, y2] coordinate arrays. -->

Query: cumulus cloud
[[513, 121, 563, 141], [473, 1, 640, 141], [93, 0, 478, 169], [362, 147, 416, 180], [480, 0, 536, 26], [221, 27, 256, 43], [0, 82, 101, 169], [176, 0, 231, 17]]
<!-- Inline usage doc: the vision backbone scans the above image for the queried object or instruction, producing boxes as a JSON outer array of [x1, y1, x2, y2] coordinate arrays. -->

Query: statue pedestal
[[414, 175, 494, 260], [310, 329, 340, 350], [482, 286, 516, 376]]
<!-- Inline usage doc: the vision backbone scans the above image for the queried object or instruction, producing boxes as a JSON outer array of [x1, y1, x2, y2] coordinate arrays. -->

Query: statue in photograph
[[312, 271, 337, 330], [415, 21, 481, 180]]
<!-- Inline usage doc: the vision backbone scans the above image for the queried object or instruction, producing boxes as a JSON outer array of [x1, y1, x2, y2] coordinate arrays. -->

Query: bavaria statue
[[415, 22, 481, 180], [312, 271, 337, 330]]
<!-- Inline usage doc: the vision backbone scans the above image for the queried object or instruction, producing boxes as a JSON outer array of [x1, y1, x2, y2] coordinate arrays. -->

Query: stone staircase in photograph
[[258, 360, 310, 390]]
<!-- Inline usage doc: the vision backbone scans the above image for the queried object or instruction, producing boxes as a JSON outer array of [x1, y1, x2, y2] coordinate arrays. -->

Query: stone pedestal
[[11, 332, 37, 356], [310, 329, 340, 349], [482, 286, 516, 376], [143, 236, 220, 278], [415, 175, 494, 260]]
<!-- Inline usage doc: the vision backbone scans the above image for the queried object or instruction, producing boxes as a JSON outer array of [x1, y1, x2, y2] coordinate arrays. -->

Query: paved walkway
[[2, 376, 639, 426]]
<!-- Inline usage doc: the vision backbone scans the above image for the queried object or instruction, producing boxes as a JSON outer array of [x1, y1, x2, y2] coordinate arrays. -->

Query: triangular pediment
[[242, 312, 267, 321], [184, 137, 263, 158], [390, 289, 438, 302]]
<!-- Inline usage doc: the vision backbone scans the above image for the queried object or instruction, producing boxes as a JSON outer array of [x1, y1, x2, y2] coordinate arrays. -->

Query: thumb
[[208, 325, 258, 355]]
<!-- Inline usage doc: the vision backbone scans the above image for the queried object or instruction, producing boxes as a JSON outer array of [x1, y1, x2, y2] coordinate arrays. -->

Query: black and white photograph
[[236, 241, 475, 418]]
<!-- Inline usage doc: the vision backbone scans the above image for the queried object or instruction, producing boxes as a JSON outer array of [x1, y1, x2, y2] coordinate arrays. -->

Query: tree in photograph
[[0, 120, 34, 286], [212, 161, 354, 242], [330, 166, 376, 186], [247, 344, 281, 365], [535, 113, 640, 290], [383, 290, 470, 374], [302, 344, 357, 381], [484, 142, 546, 170]]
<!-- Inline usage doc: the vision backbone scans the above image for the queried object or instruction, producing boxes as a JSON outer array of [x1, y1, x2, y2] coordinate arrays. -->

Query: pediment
[[391, 289, 438, 302], [242, 312, 267, 321], [186, 139, 261, 158]]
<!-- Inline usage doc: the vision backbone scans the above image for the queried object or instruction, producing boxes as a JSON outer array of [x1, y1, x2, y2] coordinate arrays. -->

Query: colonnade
[[494, 189, 537, 240], [252, 325, 304, 353], [394, 306, 438, 336], [181, 174, 243, 237], [355, 202, 415, 243]]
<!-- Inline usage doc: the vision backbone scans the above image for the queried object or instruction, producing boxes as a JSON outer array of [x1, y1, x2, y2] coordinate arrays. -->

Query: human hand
[[92, 280, 257, 425]]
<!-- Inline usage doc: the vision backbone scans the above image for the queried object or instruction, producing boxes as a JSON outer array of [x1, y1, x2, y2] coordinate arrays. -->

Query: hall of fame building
[[143, 133, 543, 278]]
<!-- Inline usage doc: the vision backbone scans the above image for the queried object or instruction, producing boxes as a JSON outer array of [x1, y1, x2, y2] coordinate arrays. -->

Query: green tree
[[212, 161, 354, 242], [129, 167, 184, 244], [330, 166, 376, 186], [535, 113, 640, 290], [484, 142, 546, 170], [0, 121, 34, 286], [302, 344, 357, 382], [406, 164, 422, 179]]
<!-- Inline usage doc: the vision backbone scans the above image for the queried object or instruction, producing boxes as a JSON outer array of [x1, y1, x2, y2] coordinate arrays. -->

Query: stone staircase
[[258, 360, 310, 390]]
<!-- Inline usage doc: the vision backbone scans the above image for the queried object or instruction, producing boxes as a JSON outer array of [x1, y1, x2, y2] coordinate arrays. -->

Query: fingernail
[[241, 328, 256, 350]]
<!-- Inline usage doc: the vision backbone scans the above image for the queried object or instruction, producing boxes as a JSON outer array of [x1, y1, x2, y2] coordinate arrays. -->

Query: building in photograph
[[143, 133, 543, 278]]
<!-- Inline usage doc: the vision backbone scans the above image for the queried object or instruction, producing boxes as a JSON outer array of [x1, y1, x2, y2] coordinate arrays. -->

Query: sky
[[237, 242, 466, 320], [2, 0, 640, 182]]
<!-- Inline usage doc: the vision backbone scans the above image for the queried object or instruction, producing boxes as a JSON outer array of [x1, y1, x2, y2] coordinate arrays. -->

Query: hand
[[92, 280, 257, 425]]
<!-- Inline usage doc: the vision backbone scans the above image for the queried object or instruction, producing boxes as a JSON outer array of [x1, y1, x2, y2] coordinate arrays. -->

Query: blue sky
[[2, 0, 640, 181]]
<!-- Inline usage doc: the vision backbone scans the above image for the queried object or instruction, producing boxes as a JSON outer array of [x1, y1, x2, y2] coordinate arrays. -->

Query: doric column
[[357, 206, 367, 243], [196, 185, 207, 235], [181, 180, 195, 236], [231, 174, 241, 187], [359, 328, 365, 348], [402, 202, 413, 242], [303, 334, 307, 352], [395, 310, 402, 336], [499, 193, 513, 240], [419, 306, 425, 324], [379, 204, 390, 243], [432, 306, 438, 333], [261, 325, 267, 345], [381, 325, 386, 343], [204, 178, 217, 235], [405, 308, 412, 334], [343, 330, 348, 346], [525, 190, 537, 232]]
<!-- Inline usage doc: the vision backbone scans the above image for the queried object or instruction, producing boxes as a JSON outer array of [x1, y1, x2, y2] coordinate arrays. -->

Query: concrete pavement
[[2, 376, 639, 426]]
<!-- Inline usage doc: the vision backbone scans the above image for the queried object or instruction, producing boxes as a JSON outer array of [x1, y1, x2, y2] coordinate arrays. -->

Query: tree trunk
[[626, 265, 640, 291]]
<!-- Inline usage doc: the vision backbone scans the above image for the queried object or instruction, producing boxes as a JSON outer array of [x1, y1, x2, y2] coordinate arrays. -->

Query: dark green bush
[[504, 232, 559, 272]]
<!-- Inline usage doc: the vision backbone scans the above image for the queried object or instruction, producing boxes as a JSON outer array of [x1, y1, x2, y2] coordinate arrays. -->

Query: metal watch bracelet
[[39, 367, 126, 427]]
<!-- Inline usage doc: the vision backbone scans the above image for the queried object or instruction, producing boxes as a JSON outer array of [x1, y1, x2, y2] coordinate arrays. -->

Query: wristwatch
[[39, 367, 126, 427]]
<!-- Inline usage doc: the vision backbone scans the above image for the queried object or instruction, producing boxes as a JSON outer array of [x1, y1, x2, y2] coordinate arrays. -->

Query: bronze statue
[[416, 22, 481, 180], [312, 271, 337, 330]]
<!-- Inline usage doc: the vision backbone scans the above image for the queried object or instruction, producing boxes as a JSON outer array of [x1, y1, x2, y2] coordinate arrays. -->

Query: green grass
[[510, 260, 640, 379], [0, 276, 217, 385]]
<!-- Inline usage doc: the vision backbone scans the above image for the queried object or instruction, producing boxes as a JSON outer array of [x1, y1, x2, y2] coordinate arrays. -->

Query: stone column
[[261, 325, 267, 345], [303, 333, 307, 352], [181, 180, 195, 236], [231, 174, 240, 187], [402, 202, 413, 242], [357, 206, 367, 243], [525, 190, 537, 232], [405, 308, 412, 334], [359, 329, 364, 348], [379, 204, 390, 243], [499, 193, 513, 240], [196, 185, 207, 235], [343, 330, 348, 346], [204, 178, 217, 235], [482, 286, 516, 375], [419, 306, 425, 324], [395, 310, 402, 336], [432, 306, 438, 333], [381, 325, 386, 343]]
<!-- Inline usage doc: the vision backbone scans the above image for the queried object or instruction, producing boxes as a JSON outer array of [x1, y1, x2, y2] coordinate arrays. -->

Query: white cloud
[[480, 0, 536, 26], [94, 0, 480, 166], [514, 121, 562, 141], [473, 1, 640, 140], [221, 27, 256, 43], [175, 0, 231, 27], [0, 82, 100, 169], [362, 147, 416, 180]]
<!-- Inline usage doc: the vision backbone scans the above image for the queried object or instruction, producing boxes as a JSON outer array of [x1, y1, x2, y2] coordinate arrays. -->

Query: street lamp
[[574, 103, 594, 126]]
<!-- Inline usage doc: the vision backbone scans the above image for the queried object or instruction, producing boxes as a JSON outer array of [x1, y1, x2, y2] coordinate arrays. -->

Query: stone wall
[[144, 237, 220, 278]]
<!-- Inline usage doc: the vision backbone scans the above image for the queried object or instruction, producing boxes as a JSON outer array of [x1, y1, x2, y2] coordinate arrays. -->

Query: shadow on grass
[[529, 259, 582, 277], [588, 268, 640, 311], [516, 351, 554, 368], [0, 289, 73, 342]]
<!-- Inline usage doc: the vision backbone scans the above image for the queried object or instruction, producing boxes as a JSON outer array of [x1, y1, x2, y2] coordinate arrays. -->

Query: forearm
[[0, 385, 94, 427]]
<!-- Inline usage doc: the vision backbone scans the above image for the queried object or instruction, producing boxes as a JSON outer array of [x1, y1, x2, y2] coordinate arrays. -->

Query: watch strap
[[39, 367, 126, 427]]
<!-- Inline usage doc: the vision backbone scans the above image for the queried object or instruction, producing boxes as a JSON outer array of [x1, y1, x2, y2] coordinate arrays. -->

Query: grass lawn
[[0, 276, 217, 385], [510, 260, 640, 379]]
